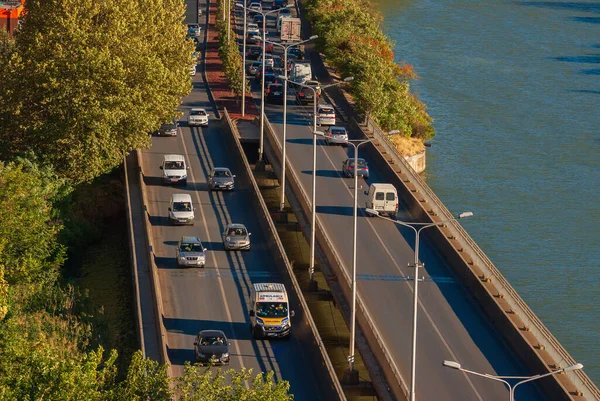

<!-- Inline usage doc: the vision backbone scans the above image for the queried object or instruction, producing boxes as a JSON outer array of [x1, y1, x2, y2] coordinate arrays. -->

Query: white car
[[325, 126, 348, 145], [188, 108, 209, 127], [168, 193, 195, 225], [160, 154, 188, 185], [190, 64, 197, 76], [249, 2, 262, 14], [247, 22, 260, 37], [317, 104, 336, 126], [258, 53, 274, 68]]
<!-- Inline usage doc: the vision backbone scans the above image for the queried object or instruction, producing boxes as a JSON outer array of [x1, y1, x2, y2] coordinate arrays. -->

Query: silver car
[[176, 236, 207, 268], [222, 224, 251, 251], [325, 126, 348, 145], [209, 167, 235, 191]]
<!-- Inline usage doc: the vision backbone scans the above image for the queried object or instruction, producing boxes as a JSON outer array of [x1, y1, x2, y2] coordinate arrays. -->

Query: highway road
[[238, 4, 548, 400], [136, 1, 329, 399]]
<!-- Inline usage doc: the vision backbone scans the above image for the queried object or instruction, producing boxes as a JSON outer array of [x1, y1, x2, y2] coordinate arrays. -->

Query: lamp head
[[458, 212, 473, 219], [235, 3, 243, 8], [313, 131, 326, 138], [443, 360, 461, 370], [388, 129, 400, 135], [365, 208, 379, 216], [563, 363, 584, 372], [343, 76, 354, 82], [309, 35, 318, 40], [277, 74, 287, 81]]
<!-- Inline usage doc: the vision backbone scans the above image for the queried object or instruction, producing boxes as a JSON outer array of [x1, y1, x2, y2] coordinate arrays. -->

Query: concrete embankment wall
[[221, 109, 347, 401]]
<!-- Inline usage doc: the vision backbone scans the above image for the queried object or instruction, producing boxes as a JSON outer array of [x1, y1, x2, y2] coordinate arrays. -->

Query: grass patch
[[259, 183, 377, 401]]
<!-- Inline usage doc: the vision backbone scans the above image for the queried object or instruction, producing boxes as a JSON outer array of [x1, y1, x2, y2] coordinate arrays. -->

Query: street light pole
[[266, 36, 318, 212], [366, 209, 474, 401], [236, 4, 291, 163], [241, 2, 247, 116], [442, 360, 584, 401], [338, 138, 374, 384], [282, 76, 354, 290]]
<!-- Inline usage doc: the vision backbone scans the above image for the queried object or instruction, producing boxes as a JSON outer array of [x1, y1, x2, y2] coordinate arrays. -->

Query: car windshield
[[164, 161, 184, 169], [190, 110, 206, 116], [180, 242, 204, 252], [349, 159, 366, 167], [188, 24, 199, 29], [198, 335, 225, 346], [331, 128, 346, 134], [319, 108, 334, 114], [161, 123, 176, 130], [227, 227, 247, 236], [255, 302, 288, 318], [214, 170, 231, 177], [173, 202, 192, 212]]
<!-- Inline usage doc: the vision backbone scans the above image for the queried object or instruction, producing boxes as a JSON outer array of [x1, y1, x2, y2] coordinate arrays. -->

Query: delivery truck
[[279, 17, 301, 43]]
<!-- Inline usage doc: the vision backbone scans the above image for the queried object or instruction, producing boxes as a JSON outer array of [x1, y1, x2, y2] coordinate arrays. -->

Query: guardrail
[[135, 149, 171, 374], [123, 154, 146, 357], [222, 108, 347, 401], [261, 114, 402, 401]]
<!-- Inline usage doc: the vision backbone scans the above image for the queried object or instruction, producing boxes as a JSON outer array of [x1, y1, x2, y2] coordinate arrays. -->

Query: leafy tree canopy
[[0, 0, 195, 182]]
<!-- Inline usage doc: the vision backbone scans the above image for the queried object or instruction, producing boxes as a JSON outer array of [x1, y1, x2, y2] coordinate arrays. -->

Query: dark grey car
[[193, 330, 230, 365], [208, 167, 235, 191], [158, 121, 178, 137], [222, 223, 251, 251]]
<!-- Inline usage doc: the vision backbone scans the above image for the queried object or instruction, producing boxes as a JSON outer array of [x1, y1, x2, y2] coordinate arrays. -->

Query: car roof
[[370, 183, 396, 191], [330, 126, 346, 131], [226, 223, 247, 229], [190, 108, 206, 112], [346, 157, 366, 163], [198, 329, 227, 337], [163, 154, 185, 162], [181, 236, 202, 243], [171, 193, 192, 202]]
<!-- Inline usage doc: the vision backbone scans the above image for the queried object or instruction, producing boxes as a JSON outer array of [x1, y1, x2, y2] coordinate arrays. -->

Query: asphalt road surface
[[136, 2, 328, 399], [238, 2, 548, 400]]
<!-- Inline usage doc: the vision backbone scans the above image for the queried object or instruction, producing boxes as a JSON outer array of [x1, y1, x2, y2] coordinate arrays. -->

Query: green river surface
[[375, 0, 600, 384]]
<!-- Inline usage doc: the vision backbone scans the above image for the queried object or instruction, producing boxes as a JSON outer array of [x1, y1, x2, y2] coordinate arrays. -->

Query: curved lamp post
[[366, 209, 474, 401], [280, 76, 353, 290], [442, 360, 583, 401], [265, 35, 318, 212], [312, 132, 373, 384], [236, 3, 293, 163]]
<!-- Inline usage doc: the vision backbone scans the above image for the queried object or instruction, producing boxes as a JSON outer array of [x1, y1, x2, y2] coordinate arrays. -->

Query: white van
[[365, 183, 398, 217], [168, 193, 195, 225]]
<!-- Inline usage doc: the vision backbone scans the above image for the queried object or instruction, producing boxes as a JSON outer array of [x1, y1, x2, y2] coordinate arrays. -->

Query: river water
[[375, 0, 600, 383]]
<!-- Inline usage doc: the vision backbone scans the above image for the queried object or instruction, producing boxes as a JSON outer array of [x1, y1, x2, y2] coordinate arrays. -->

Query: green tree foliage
[[216, 0, 247, 96], [303, 0, 435, 140], [112, 351, 171, 401], [177, 364, 293, 401], [0, 0, 195, 182], [0, 159, 69, 289]]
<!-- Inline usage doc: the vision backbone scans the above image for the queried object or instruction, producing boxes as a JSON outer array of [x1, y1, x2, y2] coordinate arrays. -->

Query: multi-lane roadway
[[237, 3, 548, 400], [137, 1, 330, 399]]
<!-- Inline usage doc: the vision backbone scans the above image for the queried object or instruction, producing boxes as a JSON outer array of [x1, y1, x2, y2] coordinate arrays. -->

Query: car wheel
[[364, 175, 369, 180]]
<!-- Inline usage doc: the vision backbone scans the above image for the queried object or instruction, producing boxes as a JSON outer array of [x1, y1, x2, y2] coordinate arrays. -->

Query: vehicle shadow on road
[[163, 317, 253, 340], [285, 138, 317, 145], [143, 175, 164, 187], [154, 255, 176, 269], [300, 169, 342, 178], [315, 205, 354, 217], [148, 214, 172, 227]]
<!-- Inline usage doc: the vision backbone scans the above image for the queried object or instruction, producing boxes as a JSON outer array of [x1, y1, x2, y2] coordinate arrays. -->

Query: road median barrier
[[221, 108, 347, 401]]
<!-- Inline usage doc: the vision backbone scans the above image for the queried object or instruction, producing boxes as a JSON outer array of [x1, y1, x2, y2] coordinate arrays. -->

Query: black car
[[158, 121, 178, 136], [297, 86, 318, 105], [247, 45, 262, 60], [272, 0, 285, 9], [288, 47, 304, 60], [266, 83, 285, 104], [193, 330, 230, 365], [253, 14, 264, 24], [264, 73, 279, 86]]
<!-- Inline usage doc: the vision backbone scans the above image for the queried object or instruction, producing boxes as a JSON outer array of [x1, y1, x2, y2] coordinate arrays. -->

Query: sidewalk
[[204, 0, 258, 121]]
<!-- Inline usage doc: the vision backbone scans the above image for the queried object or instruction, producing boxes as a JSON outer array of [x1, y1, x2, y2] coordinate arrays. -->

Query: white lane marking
[[178, 125, 246, 371]]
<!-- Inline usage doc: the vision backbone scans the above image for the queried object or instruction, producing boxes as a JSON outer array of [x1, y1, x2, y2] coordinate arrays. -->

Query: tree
[[0, 158, 69, 288], [112, 351, 171, 401], [177, 364, 294, 401], [0, 0, 195, 182]]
